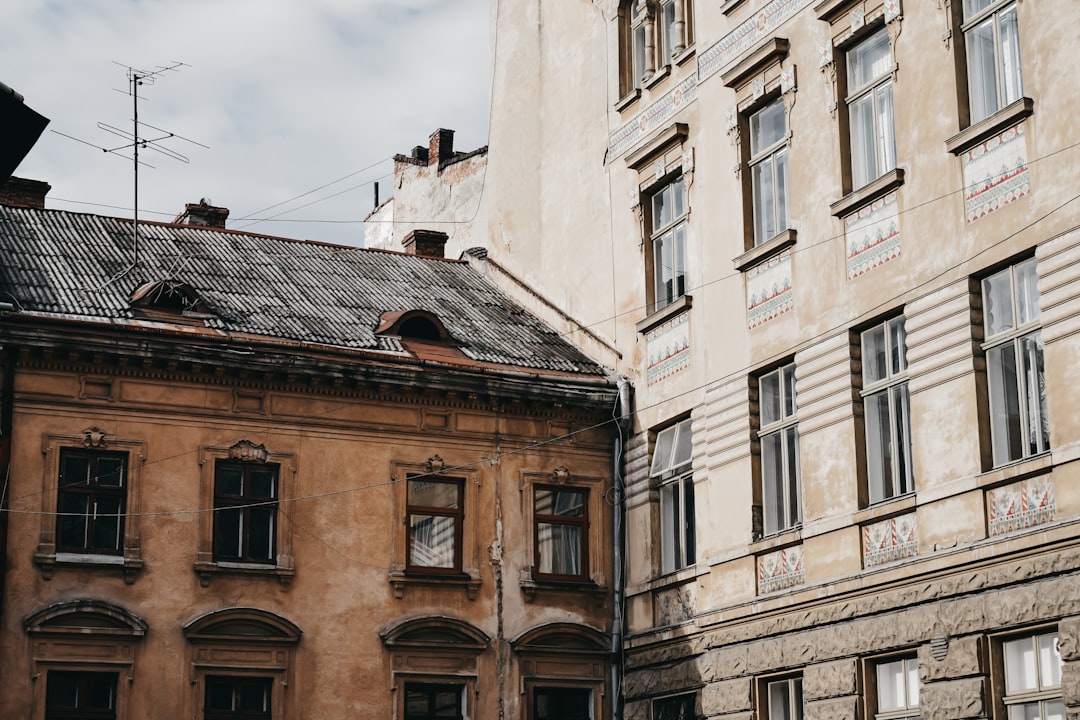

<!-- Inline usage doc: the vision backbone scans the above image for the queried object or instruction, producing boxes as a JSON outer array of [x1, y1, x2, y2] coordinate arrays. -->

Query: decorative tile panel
[[962, 123, 1031, 222], [758, 545, 804, 594], [609, 74, 699, 159], [884, 0, 902, 22], [699, 0, 816, 81], [746, 250, 793, 329], [851, 6, 866, 31], [862, 512, 917, 567], [845, 191, 901, 279], [646, 312, 691, 385], [987, 476, 1055, 536], [780, 66, 797, 94], [655, 581, 697, 626]]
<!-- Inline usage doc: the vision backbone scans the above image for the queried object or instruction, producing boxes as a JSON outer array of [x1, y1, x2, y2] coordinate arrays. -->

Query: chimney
[[402, 229, 448, 259], [428, 129, 455, 166], [174, 198, 229, 228], [0, 177, 50, 209]]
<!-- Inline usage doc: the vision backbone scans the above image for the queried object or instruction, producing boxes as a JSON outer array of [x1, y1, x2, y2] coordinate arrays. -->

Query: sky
[[3, 0, 491, 247]]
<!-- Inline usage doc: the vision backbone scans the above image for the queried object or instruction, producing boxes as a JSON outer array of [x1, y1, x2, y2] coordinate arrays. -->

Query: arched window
[[24, 600, 148, 720], [512, 623, 610, 720]]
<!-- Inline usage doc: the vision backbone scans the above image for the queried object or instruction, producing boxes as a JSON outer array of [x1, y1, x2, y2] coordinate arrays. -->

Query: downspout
[[611, 377, 631, 720], [0, 345, 16, 625]]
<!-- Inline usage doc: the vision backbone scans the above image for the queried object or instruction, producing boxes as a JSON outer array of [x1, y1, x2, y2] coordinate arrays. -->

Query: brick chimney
[[428, 129, 455, 166], [173, 198, 229, 228], [0, 177, 50, 209], [402, 229, 448, 258]]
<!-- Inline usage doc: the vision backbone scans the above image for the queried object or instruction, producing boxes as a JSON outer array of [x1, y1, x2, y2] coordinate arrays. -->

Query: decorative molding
[[721, 37, 791, 90], [81, 426, 108, 448], [228, 439, 269, 463], [734, 229, 797, 273], [945, 96, 1034, 155], [426, 454, 445, 473]]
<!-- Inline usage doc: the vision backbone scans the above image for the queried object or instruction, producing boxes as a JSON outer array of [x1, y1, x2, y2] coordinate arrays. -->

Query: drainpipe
[[0, 344, 16, 626], [611, 377, 631, 720]]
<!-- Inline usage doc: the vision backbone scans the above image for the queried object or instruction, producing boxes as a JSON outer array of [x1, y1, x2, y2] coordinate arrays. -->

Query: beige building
[[471, 1, 1080, 719], [0, 187, 623, 719]]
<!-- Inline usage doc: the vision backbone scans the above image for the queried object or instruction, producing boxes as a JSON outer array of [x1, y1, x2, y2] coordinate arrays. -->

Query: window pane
[[661, 0, 677, 65], [61, 455, 91, 486], [983, 266, 1016, 336], [671, 419, 693, 471], [876, 82, 896, 176], [538, 522, 582, 575], [1019, 333, 1048, 456], [58, 494, 89, 549], [96, 457, 125, 488], [651, 425, 678, 476], [848, 30, 890, 90], [1038, 633, 1062, 688], [760, 370, 781, 426], [1005, 636, 1038, 692], [683, 475, 696, 566], [783, 365, 797, 416], [877, 660, 905, 710], [750, 99, 786, 154], [535, 687, 591, 720], [249, 469, 276, 499], [92, 495, 123, 551], [217, 466, 244, 496], [863, 323, 888, 384], [785, 427, 801, 526], [672, 223, 687, 299], [633, 23, 646, 87], [660, 481, 680, 574], [906, 659, 920, 707], [999, 6, 1023, 106], [762, 432, 784, 534], [248, 507, 275, 561], [776, 148, 789, 234], [409, 479, 459, 509], [46, 671, 80, 709], [410, 514, 457, 568], [653, 184, 673, 231], [967, 16, 999, 122], [239, 681, 270, 712], [214, 507, 243, 559], [988, 343, 1023, 464], [752, 156, 777, 245], [1043, 699, 1066, 720], [207, 680, 235, 711], [889, 317, 908, 374], [768, 680, 793, 720], [1015, 257, 1039, 325], [892, 384, 914, 495], [537, 489, 585, 517], [865, 390, 892, 503], [850, 92, 877, 188], [963, 0, 995, 17]]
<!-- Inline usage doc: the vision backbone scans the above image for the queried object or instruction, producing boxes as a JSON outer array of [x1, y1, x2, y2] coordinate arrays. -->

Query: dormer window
[[375, 309, 454, 343]]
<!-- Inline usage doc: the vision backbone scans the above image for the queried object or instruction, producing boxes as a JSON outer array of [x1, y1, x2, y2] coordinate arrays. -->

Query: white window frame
[[846, 27, 896, 190], [962, 0, 1023, 123], [873, 656, 920, 720], [650, 419, 695, 575], [748, 97, 789, 247], [764, 676, 803, 720], [649, 175, 689, 312], [861, 316, 914, 504], [758, 363, 801, 536], [981, 258, 1048, 467], [1001, 631, 1064, 720]]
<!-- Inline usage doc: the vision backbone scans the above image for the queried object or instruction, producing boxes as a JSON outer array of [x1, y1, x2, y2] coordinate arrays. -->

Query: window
[[861, 317, 914, 504], [874, 657, 919, 719], [57, 449, 127, 555], [765, 677, 803, 720], [619, 1, 694, 96], [651, 419, 695, 574], [981, 258, 1048, 466], [535, 486, 589, 580], [654, 693, 696, 720], [204, 677, 272, 720], [404, 683, 463, 720], [406, 476, 463, 573], [213, 461, 279, 563], [45, 671, 118, 720], [963, 0, 1022, 124], [749, 98, 789, 246], [534, 687, 593, 720], [846, 28, 896, 189], [649, 176, 688, 312], [758, 364, 801, 536], [1002, 632, 1063, 720]]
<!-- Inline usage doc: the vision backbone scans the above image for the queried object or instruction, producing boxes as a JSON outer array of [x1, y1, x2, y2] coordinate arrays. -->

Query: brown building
[[0, 193, 624, 719]]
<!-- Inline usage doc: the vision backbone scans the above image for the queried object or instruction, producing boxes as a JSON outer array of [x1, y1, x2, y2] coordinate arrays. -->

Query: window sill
[[636, 294, 692, 335], [643, 65, 671, 91], [389, 570, 481, 600], [615, 88, 641, 114], [946, 97, 1034, 156], [520, 568, 608, 605], [35, 551, 143, 584], [830, 168, 905, 218], [852, 492, 917, 526], [193, 560, 295, 588], [645, 564, 699, 593], [977, 451, 1052, 490], [748, 526, 802, 554], [733, 228, 797, 272], [720, 0, 748, 15]]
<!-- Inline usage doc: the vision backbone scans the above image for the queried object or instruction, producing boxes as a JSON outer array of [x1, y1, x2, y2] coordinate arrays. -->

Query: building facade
[[0, 194, 622, 719], [476, 1, 1080, 719]]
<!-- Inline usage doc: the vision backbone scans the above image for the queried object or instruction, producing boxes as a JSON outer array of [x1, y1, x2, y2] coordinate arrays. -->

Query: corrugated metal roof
[[0, 206, 608, 376]]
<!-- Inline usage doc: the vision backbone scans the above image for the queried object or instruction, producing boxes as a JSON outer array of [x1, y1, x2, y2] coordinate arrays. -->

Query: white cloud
[[3, 0, 491, 246]]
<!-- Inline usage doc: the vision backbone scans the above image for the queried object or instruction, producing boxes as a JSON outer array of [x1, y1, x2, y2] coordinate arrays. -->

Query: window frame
[[402, 682, 465, 720], [195, 441, 296, 587], [760, 675, 804, 720], [533, 484, 590, 582], [844, 26, 897, 191], [618, 0, 694, 100], [995, 629, 1064, 720], [650, 418, 696, 575], [204, 675, 274, 720], [212, 460, 280, 565], [756, 363, 802, 537], [748, 97, 790, 247], [55, 448, 129, 557], [35, 429, 145, 583], [45, 670, 119, 720], [405, 475, 465, 575], [979, 258, 1048, 468], [860, 316, 914, 505], [647, 174, 690, 313], [962, 0, 1023, 125], [868, 655, 920, 720]]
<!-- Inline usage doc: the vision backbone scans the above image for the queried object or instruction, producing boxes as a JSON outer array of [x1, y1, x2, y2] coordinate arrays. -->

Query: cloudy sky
[[3, 0, 491, 246]]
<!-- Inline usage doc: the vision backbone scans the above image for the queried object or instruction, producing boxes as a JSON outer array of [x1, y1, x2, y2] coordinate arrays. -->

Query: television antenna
[[51, 60, 208, 271]]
